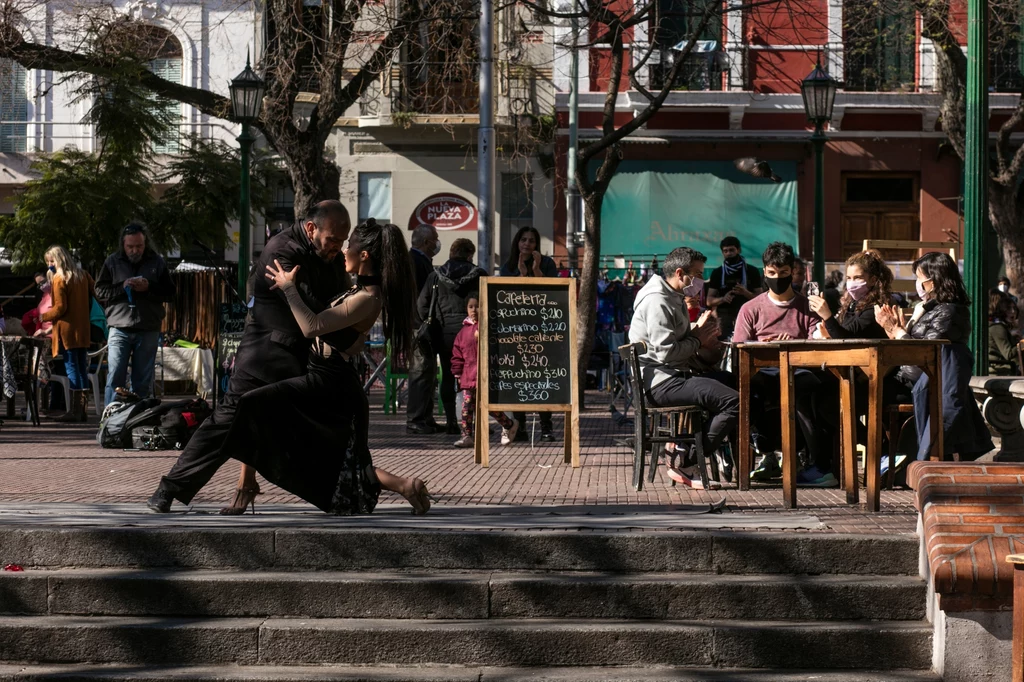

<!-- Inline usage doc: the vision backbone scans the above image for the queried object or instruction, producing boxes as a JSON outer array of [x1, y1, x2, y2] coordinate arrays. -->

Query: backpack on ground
[[129, 398, 212, 451], [97, 397, 161, 448]]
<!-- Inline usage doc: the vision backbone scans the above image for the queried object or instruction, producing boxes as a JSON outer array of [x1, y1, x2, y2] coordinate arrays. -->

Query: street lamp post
[[800, 64, 838, 286], [964, 0, 989, 374], [229, 55, 266, 300]]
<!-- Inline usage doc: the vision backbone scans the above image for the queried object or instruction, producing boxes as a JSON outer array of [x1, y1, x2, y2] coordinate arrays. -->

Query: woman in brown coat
[[40, 245, 95, 422]]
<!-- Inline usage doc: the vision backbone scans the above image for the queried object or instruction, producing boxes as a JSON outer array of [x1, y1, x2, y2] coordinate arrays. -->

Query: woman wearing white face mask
[[875, 252, 992, 466], [808, 250, 893, 339]]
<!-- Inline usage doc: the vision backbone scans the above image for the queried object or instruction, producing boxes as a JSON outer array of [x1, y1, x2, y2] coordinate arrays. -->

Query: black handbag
[[415, 283, 439, 347]]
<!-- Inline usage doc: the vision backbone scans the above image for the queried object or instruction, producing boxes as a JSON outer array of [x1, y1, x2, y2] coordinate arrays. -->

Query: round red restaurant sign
[[408, 194, 477, 231]]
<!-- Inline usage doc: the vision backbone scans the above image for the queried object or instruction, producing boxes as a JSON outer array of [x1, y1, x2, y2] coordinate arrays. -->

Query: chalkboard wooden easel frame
[[475, 276, 580, 468]]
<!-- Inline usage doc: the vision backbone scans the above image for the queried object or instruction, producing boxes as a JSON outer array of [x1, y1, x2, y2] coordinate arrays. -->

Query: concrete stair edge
[[0, 570, 928, 621], [0, 665, 944, 682], [0, 528, 921, 574], [0, 617, 933, 669]]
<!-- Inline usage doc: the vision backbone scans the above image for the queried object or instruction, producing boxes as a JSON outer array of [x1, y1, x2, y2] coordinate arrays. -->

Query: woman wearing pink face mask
[[808, 250, 893, 339]]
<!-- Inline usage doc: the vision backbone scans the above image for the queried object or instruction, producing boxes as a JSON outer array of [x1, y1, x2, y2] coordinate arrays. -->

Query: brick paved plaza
[[0, 391, 918, 534]]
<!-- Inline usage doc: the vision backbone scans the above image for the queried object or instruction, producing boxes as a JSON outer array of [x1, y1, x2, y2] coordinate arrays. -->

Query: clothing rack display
[[163, 270, 234, 349]]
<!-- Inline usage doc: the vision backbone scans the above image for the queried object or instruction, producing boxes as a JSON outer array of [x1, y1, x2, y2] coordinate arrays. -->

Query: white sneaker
[[501, 419, 520, 446], [453, 436, 472, 448]]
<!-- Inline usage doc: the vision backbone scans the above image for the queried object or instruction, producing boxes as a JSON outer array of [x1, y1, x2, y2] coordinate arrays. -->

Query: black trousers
[[406, 341, 438, 427], [752, 368, 835, 473], [159, 390, 242, 504], [648, 373, 739, 456], [438, 344, 457, 426]]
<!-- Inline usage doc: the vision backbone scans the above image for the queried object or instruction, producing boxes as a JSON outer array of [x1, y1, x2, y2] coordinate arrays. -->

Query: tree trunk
[[576, 192, 602, 405], [988, 180, 1024, 297], [574, 153, 620, 404], [281, 145, 341, 217]]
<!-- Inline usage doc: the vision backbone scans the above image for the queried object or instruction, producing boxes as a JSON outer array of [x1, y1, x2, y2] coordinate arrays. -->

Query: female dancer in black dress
[[220, 220, 431, 514]]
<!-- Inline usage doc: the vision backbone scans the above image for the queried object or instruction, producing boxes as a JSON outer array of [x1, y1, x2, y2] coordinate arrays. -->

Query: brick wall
[[909, 461, 1024, 611]]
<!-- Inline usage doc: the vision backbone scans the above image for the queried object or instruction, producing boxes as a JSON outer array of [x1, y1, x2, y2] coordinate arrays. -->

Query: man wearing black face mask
[[733, 242, 836, 488], [707, 236, 761, 339]]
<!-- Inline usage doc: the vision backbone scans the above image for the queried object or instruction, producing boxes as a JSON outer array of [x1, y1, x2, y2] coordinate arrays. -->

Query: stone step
[[0, 617, 933, 669], [0, 664, 944, 682], [0, 527, 919, 574], [0, 569, 927, 621]]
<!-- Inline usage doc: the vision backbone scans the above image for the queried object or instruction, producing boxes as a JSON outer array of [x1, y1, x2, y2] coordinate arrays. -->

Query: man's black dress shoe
[[146, 487, 174, 513], [406, 423, 438, 435], [540, 431, 557, 443]]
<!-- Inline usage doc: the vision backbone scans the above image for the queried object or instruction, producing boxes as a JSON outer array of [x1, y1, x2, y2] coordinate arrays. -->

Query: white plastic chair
[[87, 345, 107, 416]]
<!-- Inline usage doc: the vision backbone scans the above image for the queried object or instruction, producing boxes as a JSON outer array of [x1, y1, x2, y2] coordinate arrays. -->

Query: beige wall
[[334, 131, 555, 271]]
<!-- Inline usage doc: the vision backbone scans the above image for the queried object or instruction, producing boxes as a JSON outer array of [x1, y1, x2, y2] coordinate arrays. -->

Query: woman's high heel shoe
[[219, 485, 261, 515]]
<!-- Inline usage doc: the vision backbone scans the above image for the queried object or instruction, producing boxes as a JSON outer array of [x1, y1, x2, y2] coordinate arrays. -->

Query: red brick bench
[[909, 461, 1024, 612]]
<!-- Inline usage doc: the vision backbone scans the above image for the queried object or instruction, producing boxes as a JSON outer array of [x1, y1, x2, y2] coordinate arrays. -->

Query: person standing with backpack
[[417, 238, 487, 435]]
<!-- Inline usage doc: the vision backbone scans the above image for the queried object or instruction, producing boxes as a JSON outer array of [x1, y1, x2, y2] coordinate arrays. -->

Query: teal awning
[[597, 160, 799, 267]]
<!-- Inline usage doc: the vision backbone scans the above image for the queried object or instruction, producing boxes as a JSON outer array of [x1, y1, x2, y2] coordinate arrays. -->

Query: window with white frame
[[358, 172, 392, 223], [0, 59, 28, 153], [140, 27, 184, 154]]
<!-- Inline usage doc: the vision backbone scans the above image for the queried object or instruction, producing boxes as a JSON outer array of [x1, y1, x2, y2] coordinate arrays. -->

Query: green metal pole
[[964, 0, 988, 374], [812, 123, 826, 285], [237, 121, 254, 301]]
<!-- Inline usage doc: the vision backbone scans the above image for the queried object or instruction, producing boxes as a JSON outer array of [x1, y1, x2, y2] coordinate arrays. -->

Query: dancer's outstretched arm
[[267, 259, 379, 338]]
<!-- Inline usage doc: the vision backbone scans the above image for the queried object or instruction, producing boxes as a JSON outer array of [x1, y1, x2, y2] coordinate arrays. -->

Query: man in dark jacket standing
[[418, 238, 486, 433], [406, 224, 443, 434], [147, 201, 355, 513], [96, 223, 177, 405]]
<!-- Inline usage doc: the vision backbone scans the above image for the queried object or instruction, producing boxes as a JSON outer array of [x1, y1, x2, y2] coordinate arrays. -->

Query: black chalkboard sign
[[476, 276, 579, 468], [219, 302, 247, 335], [485, 283, 572, 405]]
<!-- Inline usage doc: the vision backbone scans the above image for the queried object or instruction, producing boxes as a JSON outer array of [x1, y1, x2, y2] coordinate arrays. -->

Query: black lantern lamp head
[[801, 63, 838, 128], [230, 50, 265, 123]]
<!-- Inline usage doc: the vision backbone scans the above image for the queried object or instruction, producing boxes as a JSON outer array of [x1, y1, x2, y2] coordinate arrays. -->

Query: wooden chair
[[883, 404, 915, 489], [619, 341, 716, 491], [862, 239, 959, 294]]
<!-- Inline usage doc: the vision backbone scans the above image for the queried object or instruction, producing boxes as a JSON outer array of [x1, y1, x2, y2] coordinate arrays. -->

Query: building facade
[[0, 0, 261, 264], [327, 4, 556, 270], [552, 0, 1010, 268]]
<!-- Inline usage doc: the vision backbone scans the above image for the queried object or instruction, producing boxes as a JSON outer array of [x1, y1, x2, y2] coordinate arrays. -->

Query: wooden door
[[841, 213, 877, 256], [840, 173, 920, 261]]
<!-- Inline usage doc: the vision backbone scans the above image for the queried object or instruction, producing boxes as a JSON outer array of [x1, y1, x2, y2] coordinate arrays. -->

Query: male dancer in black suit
[[147, 200, 357, 512]]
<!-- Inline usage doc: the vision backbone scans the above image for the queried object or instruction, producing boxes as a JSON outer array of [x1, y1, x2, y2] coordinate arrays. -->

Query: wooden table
[[1, 335, 46, 425], [735, 339, 946, 511]]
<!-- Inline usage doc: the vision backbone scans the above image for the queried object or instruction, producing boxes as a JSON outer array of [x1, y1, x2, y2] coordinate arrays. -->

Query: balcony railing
[[390, 61, 480, 115], [992, 46, 1024, 93], [649, 55, 725, 92], [843, 44, 916, 92]]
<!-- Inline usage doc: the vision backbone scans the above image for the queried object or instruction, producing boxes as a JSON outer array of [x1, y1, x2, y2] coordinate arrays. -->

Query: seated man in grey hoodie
[[629, 247, 739, 485]]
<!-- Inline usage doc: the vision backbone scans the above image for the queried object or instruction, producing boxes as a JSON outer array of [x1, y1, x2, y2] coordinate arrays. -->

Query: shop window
[[0, 59, 28, 153], [844, 176, 916, 203], [843, 0, 916, 92], [358, 172, 392, 223]]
